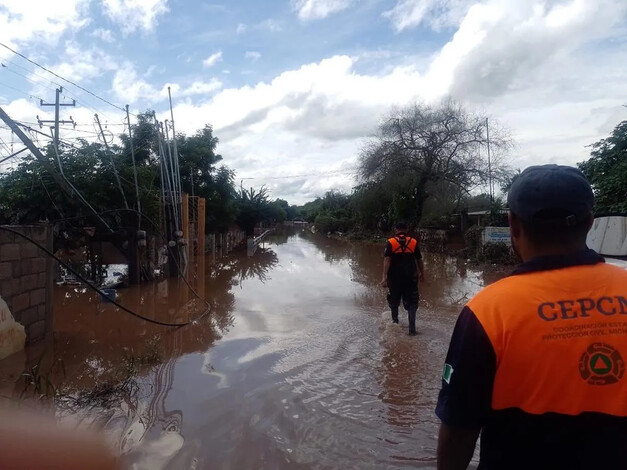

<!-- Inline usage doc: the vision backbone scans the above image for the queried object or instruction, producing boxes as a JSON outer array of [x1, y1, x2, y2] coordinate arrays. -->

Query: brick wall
[[0, 225, 54, 343]]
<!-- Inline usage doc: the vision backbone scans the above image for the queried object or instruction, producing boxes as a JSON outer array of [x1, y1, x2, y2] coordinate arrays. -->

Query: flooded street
[[0, 228, 508, 469]]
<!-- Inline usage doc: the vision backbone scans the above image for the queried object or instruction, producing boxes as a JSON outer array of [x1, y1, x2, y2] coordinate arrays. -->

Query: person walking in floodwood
[[435, 164, 627, 470], [380, 222, 425, 335]]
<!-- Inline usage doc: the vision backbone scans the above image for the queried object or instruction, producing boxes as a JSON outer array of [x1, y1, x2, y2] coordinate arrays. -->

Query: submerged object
[[99, 288, 117, 303]]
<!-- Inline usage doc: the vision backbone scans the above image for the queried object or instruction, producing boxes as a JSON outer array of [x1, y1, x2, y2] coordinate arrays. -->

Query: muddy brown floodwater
[[0, 228, 510, 469]]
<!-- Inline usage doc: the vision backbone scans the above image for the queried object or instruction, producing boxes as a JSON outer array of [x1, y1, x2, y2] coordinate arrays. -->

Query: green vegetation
[[294, 101, 512, 234], [578, 120, 627, 214], [2, 105, 622, 241], [0, 111, 283, 234]]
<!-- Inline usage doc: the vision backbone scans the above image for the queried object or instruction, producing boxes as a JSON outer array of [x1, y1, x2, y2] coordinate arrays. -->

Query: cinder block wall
[[0, 225, 54, 343]]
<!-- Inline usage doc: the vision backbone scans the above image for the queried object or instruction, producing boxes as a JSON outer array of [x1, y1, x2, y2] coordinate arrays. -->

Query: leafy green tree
[[176, 125, 237, 231], [0, 111, 239, 234], [266, 199, 288, 224], [351, 182, 393, 231], [119, 111, 159, 165], [578, 121, 627, 213], [235, 186, 270, 235]]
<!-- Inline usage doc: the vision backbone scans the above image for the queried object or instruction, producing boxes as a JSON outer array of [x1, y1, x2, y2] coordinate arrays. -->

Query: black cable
[[0, 226, 210, 328], [0, 42, 131, 114]]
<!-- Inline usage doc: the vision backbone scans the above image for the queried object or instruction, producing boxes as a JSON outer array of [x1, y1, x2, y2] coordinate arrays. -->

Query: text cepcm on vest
[[538, 296, 627, 321]]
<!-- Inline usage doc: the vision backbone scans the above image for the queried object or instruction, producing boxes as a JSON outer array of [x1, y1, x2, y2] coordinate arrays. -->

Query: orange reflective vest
[[388, 236, 418, 254], [468, 262, 627, 417]]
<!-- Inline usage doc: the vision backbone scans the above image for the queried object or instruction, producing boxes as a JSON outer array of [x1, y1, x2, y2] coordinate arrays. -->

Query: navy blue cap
[[507, 164, 594, 226]]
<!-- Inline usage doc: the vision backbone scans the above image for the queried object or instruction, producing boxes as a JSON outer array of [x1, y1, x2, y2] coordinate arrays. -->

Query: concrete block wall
[[0, 225, 54, 343]]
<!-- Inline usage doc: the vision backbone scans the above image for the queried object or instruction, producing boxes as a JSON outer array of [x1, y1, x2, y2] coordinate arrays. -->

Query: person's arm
[[437, 423, 480, 470], [435, 307, 496, 470], [380, 241, 392, 286], [380, 256, 391, 286], [417, 258, 425, 283], [415, 245, 425, 282]]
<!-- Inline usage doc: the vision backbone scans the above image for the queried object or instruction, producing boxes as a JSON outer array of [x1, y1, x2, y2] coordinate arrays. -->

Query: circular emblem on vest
[[579, 343, 625, 385]]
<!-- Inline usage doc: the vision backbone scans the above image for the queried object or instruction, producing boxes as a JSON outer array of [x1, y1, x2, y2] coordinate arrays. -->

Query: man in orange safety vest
[[380, 222, 425, 335], [436, 164, 627, 469]]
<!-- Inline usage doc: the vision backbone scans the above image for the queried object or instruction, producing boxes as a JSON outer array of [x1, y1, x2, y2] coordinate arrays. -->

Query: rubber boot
[[391, 308, 399, 324], [408, 307, 417, 335]]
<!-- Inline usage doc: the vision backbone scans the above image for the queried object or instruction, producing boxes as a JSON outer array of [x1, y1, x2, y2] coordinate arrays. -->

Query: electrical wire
[[0, 80, 44, 101], [0, 225, 210, 328], [240, 169, 357, 180], [0, 41, 133, 115], [0, 61, 58, 94]]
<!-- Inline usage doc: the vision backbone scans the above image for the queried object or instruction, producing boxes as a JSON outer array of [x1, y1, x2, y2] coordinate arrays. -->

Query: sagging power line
[[0, 41, 131, 115]]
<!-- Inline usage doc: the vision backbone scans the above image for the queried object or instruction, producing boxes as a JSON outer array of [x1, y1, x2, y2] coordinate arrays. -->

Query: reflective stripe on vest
[[388, 236, 417, 254], [468, 263, 627, 417]]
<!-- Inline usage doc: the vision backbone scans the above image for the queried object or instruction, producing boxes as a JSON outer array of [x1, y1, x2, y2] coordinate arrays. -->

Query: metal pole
[[168, 87, 182, 200], [95, 113, 129, 209], [126, 105, 142, 226], [54, 87, 60, 154], [486, 117, 493, 202]]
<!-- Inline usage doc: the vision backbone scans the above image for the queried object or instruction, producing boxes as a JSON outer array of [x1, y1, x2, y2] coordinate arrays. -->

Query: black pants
[[387, 279, 419, 333]]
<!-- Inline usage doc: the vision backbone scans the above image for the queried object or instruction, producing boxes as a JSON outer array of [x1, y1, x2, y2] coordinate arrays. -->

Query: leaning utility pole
[[168, 87, 182, 200], [37, 86, 75, 154], [0, 106, 73, 197], [0, 106, 112, 231]]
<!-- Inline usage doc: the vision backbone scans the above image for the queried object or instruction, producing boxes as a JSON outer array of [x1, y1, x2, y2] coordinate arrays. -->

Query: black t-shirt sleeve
[[414, 245, 422, 260], [435, 306, 496, 428], [384, 241, 392, 257]]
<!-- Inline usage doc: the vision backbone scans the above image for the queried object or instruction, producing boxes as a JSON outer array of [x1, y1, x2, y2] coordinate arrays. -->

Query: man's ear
[[508, 211, 521, 239], [585, 212, 594, 232]]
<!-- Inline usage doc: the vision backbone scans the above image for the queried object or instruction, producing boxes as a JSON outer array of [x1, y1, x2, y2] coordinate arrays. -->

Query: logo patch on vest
[[578, 343, 625, 385], [443, 363, 454, 384]]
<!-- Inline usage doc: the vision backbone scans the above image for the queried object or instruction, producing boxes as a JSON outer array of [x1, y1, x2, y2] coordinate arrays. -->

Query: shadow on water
[[0, 227, 510, 469]]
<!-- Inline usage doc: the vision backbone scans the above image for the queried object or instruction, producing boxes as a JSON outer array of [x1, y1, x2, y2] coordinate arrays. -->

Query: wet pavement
[[0, 228, 510, 469]]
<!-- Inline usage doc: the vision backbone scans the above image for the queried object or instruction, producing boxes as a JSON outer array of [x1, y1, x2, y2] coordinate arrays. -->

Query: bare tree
[[359, 100, 511, 224]]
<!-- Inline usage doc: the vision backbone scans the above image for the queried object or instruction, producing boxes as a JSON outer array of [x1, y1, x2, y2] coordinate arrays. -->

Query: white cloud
[[102, 0, 169, 35], [426, 0, 627, 100], [292, 0, 352, 20], [384, 0, 472, 32], [258, 19, 282, 32], [245, 51, 262, 62], [112, 62, 164, 104], [0, 0, 90, 45], [236, 23, 247, 34], [112, 62, 222, 104], [155, 55, 429, 201], [152, 0, 627, 203], [181, 79, 223, 96], [6, 0, 622, 206], [47, 42, 117, 84], [203, 51, 223, 68], [91, 28, 115, 43]]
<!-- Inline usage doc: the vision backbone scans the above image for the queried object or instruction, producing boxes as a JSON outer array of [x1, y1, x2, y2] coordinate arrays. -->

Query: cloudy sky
[[0, 0, 626, 204]]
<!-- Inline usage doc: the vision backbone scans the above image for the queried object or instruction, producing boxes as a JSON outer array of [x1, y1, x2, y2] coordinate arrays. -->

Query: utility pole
[[0, 106, 113, 231], [0, 106, 73, 197], [168, 87, 182, 200], [125, 105, 141, 226], [95, 113, 129, 209], [486, 117, 493, 203], [37, 87, 75, 154]]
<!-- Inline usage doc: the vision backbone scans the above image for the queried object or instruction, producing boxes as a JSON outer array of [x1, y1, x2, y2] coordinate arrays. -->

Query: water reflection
[[0, 228, 509, 469]]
